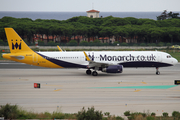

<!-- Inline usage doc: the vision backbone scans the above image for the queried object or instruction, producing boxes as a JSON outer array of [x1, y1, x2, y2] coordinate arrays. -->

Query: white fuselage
[[37, 51, 178, 68]]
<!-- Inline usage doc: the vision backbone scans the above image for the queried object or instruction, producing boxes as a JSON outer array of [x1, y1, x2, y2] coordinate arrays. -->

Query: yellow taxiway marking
[[54, 89, 62, 92], [141, 82, 147, 84], [134, 89, 141, 92]]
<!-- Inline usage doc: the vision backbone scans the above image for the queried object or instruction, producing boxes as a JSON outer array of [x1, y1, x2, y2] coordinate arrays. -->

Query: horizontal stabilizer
[[10, 55, 24, 60]]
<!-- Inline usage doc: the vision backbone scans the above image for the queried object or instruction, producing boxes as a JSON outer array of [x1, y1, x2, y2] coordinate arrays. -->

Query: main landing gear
[[86, 69, 91, 75], [86, 69, 98, 76], [92, 71, 98, 76], [156, 67, 160, 75]]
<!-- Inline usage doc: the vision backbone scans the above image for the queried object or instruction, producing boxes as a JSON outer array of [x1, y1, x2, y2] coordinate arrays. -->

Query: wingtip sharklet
[[57, 45, 63, 52]]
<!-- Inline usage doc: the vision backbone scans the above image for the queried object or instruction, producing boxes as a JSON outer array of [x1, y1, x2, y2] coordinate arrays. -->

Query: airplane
[[2, 28, 178, 76]]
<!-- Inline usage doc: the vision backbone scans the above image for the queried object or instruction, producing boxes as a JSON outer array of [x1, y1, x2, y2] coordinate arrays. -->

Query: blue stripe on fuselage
[[37, 52, 87, 68], [120, 61, 172, 67]]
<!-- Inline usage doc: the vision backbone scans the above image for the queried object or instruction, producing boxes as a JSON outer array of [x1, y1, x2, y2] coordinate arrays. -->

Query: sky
[[0, 0, 180, 12]]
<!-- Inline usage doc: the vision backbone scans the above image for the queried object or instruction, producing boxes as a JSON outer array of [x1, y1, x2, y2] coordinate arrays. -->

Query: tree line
[[1, 104, 180, 119], [0, 15, 180, 45], [157, 10, 180, 20]]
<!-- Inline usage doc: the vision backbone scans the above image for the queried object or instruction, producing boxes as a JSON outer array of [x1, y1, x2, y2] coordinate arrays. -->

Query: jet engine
[[102, 65, 123, 73]]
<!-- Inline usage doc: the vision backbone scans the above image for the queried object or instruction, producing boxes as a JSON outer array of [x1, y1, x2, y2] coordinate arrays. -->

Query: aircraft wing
[[83, 51, 118, 68]]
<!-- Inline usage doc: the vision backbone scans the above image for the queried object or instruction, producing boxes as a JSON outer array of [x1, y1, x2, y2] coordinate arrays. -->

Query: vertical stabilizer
[[5, 28, 33, 53]]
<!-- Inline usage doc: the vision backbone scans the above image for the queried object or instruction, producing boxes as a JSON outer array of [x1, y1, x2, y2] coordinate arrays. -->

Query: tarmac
[[0, 61, 180, 116]]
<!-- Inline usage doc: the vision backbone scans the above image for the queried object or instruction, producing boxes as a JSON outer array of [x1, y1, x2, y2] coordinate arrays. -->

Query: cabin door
[[157, 53, 162, 62]]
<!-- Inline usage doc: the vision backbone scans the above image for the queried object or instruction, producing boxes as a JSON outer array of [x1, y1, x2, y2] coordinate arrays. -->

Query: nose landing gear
[[156, 67, 160, 75]]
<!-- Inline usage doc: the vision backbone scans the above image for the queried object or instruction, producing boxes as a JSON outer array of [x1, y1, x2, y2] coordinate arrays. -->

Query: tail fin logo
[[85, 53, 94, 61], [12, 40, 21, 50]]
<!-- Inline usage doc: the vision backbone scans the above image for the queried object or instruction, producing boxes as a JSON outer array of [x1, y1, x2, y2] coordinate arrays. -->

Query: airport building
[[87, 9, 100, 18]]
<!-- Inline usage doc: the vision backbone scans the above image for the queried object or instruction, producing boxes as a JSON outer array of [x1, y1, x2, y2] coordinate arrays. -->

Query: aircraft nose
[[173, 58, 178, 64]]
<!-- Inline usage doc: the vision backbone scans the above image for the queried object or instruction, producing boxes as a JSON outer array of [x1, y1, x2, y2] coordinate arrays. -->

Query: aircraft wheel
[[156, 67, 160, 75], [156, 71, 160, 75], [86, 69, 91, 75], [92, 71, 98, 76]]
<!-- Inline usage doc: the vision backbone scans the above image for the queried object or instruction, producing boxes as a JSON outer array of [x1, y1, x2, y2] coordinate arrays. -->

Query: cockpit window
[[167, 55, 171, 58]]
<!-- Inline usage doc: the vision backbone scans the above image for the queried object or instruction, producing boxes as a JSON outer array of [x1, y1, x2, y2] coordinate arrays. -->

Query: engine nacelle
[[102, 65, 123, 73]]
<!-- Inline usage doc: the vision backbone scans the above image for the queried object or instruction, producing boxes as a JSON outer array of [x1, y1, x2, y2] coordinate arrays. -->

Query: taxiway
[[0, 61, 180, 116]]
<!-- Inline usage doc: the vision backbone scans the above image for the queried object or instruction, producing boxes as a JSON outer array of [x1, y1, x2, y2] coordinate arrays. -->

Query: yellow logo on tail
[[5, 28, 32, 53]]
